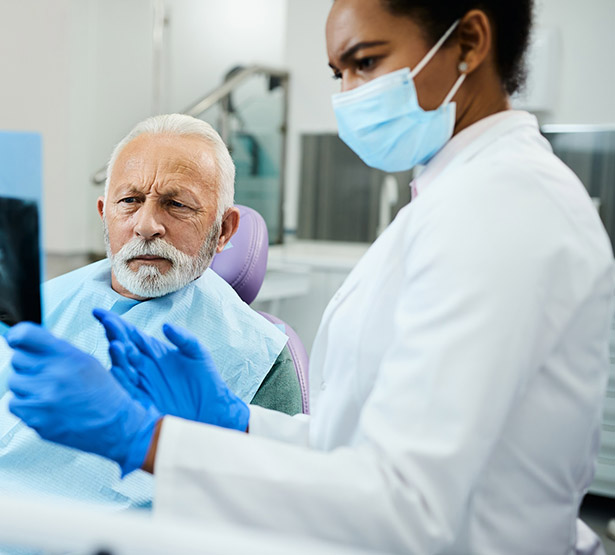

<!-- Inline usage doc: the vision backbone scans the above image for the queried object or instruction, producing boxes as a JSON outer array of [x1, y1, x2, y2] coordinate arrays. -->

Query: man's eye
[[169, 200, 187, 209], [331, 70, 342, 80], [119, 197, 138, 204]]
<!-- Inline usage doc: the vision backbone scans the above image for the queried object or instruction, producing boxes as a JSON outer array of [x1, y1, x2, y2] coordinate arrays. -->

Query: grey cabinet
[[592, 311, 615, 497], [297, 133, 412, 243], [542, 126, 615, 498]]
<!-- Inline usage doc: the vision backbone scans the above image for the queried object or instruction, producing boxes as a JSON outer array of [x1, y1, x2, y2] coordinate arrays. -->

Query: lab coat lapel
[[308, 253, 369, 397], [415, 111, 541, 197]]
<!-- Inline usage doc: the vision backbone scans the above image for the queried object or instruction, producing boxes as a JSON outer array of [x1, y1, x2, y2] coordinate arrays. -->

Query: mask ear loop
[[440, 62, 468, 107], [410, 19, 460, 78]]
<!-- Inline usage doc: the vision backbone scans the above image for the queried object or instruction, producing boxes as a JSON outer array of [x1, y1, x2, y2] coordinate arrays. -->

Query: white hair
[[104, 113, 235, 218]]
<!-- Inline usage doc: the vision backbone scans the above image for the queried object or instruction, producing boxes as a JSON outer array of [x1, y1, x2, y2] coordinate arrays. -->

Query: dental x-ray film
[[0, 131, 43, 326]]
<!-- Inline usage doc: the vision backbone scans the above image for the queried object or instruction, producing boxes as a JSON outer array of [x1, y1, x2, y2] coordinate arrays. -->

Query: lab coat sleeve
[[153, 175, 595, 553], [247, 404, 311, 445]]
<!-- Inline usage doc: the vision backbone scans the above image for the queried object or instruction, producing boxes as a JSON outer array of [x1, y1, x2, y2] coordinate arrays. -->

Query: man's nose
[[133, 202, 165, 239]]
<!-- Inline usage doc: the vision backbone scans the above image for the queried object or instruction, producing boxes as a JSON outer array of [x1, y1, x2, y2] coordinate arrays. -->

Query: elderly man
[[0, 113, 300, 510]]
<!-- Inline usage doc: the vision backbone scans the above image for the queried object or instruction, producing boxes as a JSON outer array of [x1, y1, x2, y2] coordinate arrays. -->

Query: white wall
[[533, 0, 615, 125], [0, 0, 73, 252]]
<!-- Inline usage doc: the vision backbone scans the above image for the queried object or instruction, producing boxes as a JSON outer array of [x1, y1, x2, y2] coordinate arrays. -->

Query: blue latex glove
[[6, 322, 161, 476], [93, 308, 250, 432]]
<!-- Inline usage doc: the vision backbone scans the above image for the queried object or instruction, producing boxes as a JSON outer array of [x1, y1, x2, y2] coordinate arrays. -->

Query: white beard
[[104, 221, 220, 299]]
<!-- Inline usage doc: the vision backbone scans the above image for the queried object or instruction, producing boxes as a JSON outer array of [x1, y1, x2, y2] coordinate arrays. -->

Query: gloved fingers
[[109, 341, 136, 379], [127, 326, 166, 359], [10, 349, 50, 374], [8, 371, 38, 399], [110, 362, 135, 388], [110, 366, 146, 405], [94, 309, 164, 363], [125, 343, 158, 379], [9, 398, 54, 435], [9, 394, 47, 409], [110, 342, 146, 399], [162, 323, 209, 361], [8, 393, 45, 418], [5, 323, 66, 354], [110, 342, 140, 392], [93, 308, 133, 344]]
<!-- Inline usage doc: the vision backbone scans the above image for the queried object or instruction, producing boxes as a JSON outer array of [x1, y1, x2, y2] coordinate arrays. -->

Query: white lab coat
[[154, 112, 614, 554]]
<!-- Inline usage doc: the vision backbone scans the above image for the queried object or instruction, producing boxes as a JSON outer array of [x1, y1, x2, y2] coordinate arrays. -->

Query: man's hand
[[93, 308, 250, 432], [6, 322, 161, 476]]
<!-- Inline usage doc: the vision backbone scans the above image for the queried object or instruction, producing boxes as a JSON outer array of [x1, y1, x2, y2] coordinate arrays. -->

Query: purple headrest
[[210, 205, 268, 305]]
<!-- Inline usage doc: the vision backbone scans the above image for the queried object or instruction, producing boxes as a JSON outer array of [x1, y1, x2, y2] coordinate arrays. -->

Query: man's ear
[[216, 206, 240, 253], [97, 196, 105, 220]]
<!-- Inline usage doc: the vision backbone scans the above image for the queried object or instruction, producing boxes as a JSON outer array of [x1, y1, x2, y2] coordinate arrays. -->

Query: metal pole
[[278, 75, 290, 244]]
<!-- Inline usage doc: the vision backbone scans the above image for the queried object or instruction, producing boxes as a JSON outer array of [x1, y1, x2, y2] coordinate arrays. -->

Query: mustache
[[114, 237, 189, 265]]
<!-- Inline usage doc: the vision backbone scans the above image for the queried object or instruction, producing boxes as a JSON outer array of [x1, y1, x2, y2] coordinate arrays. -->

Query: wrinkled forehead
[[108, 133, 219, 197]]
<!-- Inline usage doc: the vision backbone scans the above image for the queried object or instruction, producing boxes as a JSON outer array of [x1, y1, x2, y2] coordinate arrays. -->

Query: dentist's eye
[[356, 56, 377, 71]]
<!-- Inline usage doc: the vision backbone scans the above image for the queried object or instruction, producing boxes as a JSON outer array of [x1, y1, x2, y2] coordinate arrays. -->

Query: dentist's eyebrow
[[338, 41, 388, 65]]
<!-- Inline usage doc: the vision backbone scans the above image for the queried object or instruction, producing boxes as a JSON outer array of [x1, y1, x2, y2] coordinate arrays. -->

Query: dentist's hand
[[93, 308, 250, 432], [6, 322, 161, 476]]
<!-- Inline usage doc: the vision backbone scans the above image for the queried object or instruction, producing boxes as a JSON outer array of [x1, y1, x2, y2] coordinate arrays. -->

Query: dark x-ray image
[[0, 196, 41, 325]]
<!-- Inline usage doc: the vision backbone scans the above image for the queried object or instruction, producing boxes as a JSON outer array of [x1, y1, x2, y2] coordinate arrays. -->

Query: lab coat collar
[[411, 110, 539, 197]]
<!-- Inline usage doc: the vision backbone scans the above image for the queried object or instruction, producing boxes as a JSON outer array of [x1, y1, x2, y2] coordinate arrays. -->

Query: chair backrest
[[210, 205, 268, 306], [210, 205, 310, 413]]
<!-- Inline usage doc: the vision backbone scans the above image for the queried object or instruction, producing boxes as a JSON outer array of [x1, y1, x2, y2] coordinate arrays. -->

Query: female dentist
[[6, 0, 614, 553]]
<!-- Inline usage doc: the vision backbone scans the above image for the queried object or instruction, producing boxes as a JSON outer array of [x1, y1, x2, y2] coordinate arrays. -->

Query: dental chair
[[210, 205, 310, 414]]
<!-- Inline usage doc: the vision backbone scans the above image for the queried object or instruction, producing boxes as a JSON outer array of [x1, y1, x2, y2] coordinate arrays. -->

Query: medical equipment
[[0, 131, 43, 326]]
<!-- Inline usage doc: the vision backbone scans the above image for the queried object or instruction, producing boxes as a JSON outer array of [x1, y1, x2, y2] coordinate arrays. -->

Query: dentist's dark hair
[[380, 0, 534, 95]]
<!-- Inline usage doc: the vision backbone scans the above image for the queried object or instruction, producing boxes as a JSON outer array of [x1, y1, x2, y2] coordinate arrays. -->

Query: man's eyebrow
[[113, 185, 142, 197], [159, 188, 202, 205], [337, 40, 388, 65]]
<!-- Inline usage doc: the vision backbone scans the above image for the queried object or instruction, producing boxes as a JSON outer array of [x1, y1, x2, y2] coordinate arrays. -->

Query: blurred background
[[1, 0, 614, 546], [1, 0, 613, 255]]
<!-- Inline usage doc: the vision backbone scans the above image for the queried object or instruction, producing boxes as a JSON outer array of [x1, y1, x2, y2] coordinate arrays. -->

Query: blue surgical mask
[[332, 20, 465, 172]]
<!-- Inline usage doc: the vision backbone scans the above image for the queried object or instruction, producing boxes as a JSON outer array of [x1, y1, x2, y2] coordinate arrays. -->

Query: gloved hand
[[6, 322, 161, 476], [93, 308, 250, 432]]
